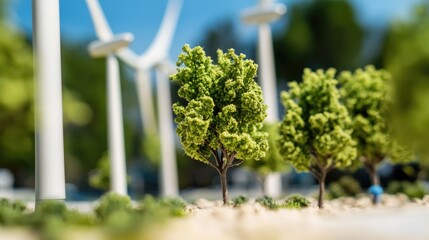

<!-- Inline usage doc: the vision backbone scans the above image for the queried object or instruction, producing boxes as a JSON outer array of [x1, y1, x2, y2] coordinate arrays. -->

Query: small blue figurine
[[368, 185, 383, 204]]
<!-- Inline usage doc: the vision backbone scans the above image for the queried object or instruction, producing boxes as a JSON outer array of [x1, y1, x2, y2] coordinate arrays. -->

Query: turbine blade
[[86, 0, 113, 40], [116, 48, 139, 69], [135, 69, 158, 136], [139, 0, 183, 68]]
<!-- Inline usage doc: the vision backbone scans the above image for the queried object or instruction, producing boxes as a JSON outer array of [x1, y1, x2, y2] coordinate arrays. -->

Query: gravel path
[[145, 194, 429, 240], [1, 194, 429, 240]]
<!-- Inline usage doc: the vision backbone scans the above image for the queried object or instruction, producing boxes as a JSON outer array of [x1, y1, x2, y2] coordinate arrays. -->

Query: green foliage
[[141, 133, 161, 166], [380, 4, 429, 163], [232, 195, 249, 207], [278, 68, 356, 208], [0, 14, 36, 170], [256, 195, 310, 210], [94, 192, 133, 220], [245, 123, 290, 177], [0, 4, 111, 186], [31, 201, 97, 240], [89, 153, 131, 191], [274, 0, 363, 81], [386, 181, 427, 199], [256, 196, 278, 210], [283, 194, 310, 209], [171, 45, 268, 203], [138, 195, 187, 218], [171, 44, 268, 164], [327, 176, 362, 199], [339, 66, 413, 168], [94, 193, 187, 233], [0, 194, 187, 239], [278, 68, 356, 173], [0, 198, 27, 226], [89, 153, 110, 191]]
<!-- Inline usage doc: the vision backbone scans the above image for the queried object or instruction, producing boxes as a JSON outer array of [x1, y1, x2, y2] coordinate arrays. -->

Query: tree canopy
[[171, 45, 268, 203], [339, 66, 413, 185], [278, 68, 356, 208], [339, 66, 391, 162]]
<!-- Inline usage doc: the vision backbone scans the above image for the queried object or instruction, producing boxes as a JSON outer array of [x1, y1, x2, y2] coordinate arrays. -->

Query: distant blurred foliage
[[141, 133, 161, 166], [274, 0, 363, 82], [244, 123, 290, 193], [0, 0, 143, 189], [327, 176, 362, 199], [199, 20, 244, 62], [89, 153, 110, 191], [0, 3, 35, 172], [0, 0, 120, 187], [386, 181, 427, 199], [339, 66, 414, 185], [381, 4, 429, 164]]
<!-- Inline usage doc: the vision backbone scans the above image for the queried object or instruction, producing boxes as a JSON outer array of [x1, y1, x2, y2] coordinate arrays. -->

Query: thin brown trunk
[[220, 169, 228, 205], [366, 163, 379, 186], [318, 171, 326, 209]]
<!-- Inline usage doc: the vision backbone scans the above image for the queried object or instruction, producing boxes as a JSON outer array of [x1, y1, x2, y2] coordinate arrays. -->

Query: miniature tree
[[278, 68, 356, 208], [171, 45, 268, 204], [339, 66, 413, 189], [244, 123, 290, 195]]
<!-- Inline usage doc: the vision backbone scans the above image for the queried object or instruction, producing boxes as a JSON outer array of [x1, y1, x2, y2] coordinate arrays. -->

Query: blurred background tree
[[244, 123, 290, 195], [273, 0, 364, 82], [379, 3, 429, 166], [0, 0, 35, 186], [0, 0, 141, 191]]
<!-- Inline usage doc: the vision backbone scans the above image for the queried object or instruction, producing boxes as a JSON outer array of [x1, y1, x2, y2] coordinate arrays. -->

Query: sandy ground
[[1, 194, 429, 240], [145, 194, 429, 240]]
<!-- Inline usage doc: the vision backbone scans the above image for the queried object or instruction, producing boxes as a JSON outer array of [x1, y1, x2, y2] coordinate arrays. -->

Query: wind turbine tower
[[86, 0, 182, 197], [86, 0, 134, 195], [32, 0, 66, 206], [242, 0, 287, 197]]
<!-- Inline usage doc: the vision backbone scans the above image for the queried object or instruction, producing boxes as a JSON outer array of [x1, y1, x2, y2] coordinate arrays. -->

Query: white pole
[[155, 69, 179, 197], [107, 54, 127, 195], [258, 24, 278, 122], [32, 0, 66, 204], [136, 69, 158, 136], [258, 0, 282, 197]]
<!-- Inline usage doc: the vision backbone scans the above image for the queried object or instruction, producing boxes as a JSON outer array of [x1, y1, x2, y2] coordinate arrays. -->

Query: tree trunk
[[318, 171, 327, 209], [220, 169, 229, 205], [366, 163, 379, 186]]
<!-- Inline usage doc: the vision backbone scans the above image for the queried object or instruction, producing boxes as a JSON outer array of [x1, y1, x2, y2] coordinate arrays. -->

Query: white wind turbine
[[86, 0, 134, 196], [33, 0, 66, 206], [86, 0, 182, 197], [242, 0, 287, 197]]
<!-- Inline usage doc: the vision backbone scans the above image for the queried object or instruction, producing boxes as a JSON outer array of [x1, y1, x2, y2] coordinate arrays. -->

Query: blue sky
[[6, 0, 425, 59]]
